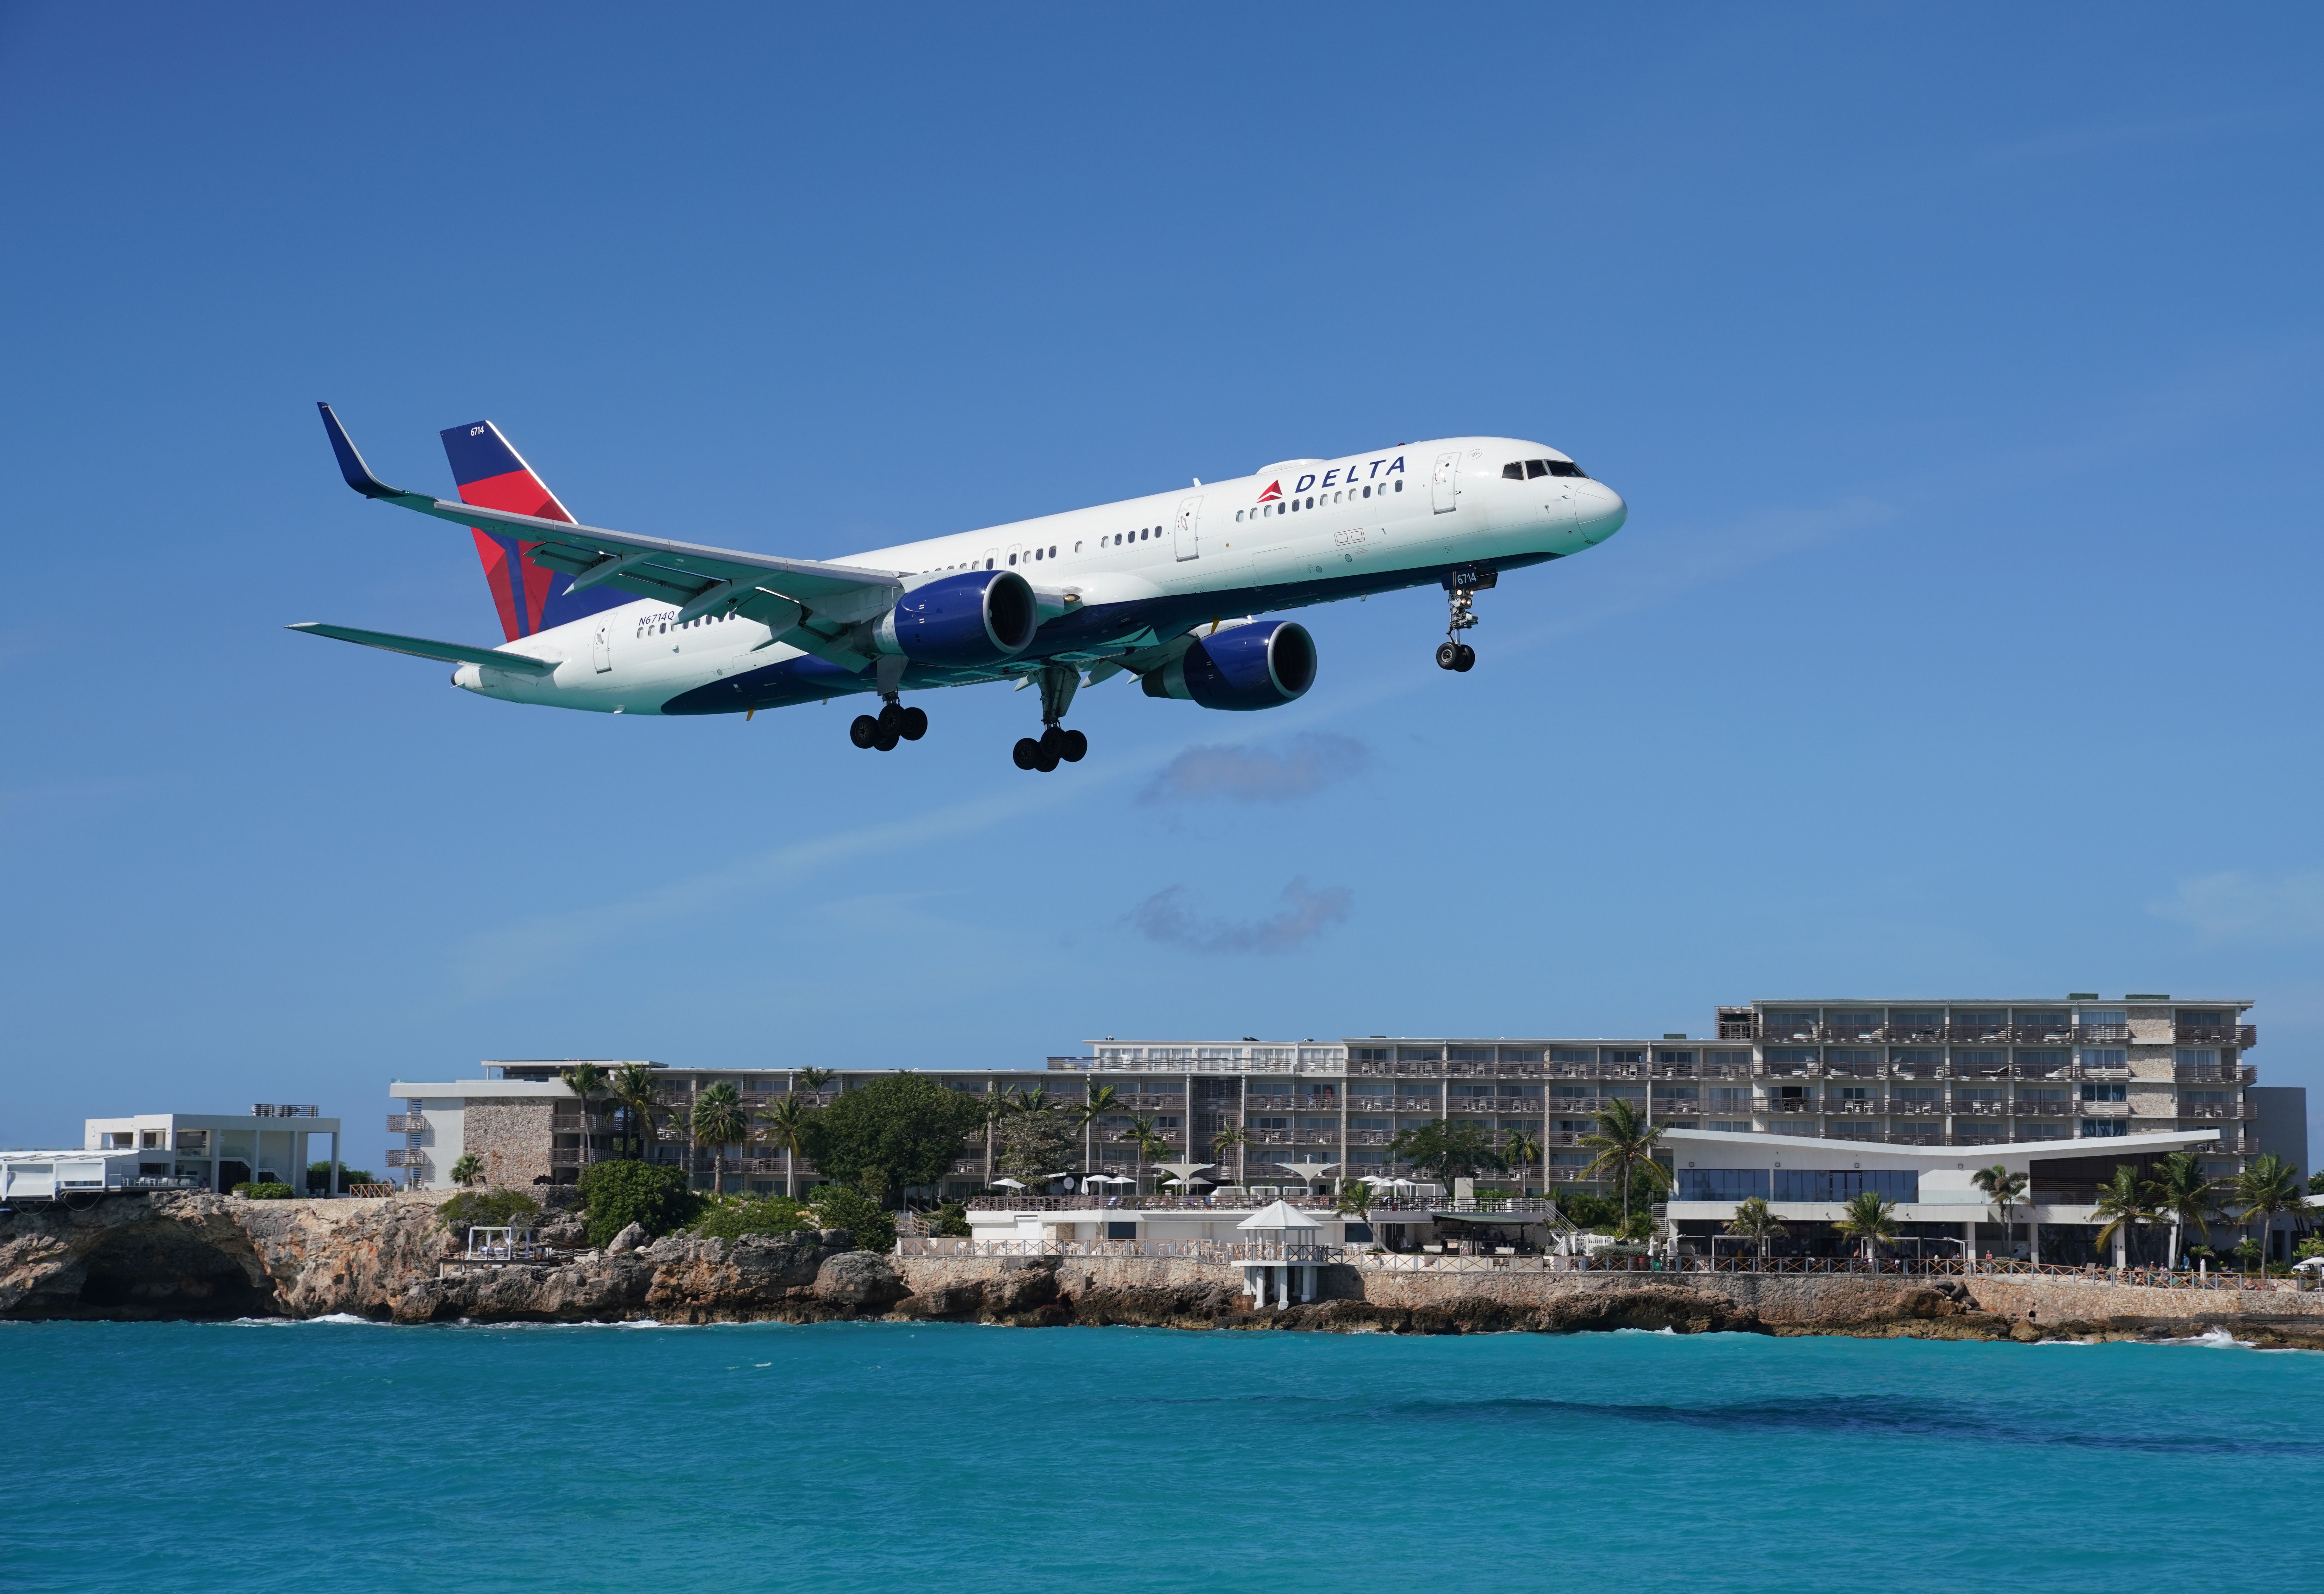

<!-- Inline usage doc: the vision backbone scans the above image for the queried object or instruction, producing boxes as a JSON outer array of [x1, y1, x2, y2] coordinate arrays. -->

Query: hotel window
[[2081, 1119, 2126, 1138], [2080, 1081, 2125, 1103], [1709, 1121, 1752, 1133], [2081, 1047, 2127, 1070], [1772, 1169, 1917, 1202], [2176, 1048, 2219, 1070], [1676, 1168, 1769, 1201], [1498, 1046, 1543, 1062], [1549, 1047, 1595, 1063], [1449, 1046, 1494, 1062], [1605, 1049, 1645, 1065]]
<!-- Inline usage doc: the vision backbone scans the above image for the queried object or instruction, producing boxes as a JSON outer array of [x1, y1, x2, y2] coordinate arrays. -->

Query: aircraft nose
[[1576, 482, 1627, 543]]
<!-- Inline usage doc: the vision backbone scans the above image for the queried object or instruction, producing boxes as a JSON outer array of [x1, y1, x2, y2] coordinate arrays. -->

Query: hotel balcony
[[2176, 1064, 2255, 1084], [386, 1114, 425, 1134], [384, 1149, 428, 1168], [1767, 1099, 1819, 1113], [1887, 1102, 1944, 1115], [2177, 1102, 2254, 1120]]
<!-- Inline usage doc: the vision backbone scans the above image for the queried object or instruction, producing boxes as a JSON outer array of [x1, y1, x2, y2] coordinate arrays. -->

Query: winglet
[[317, 402, 412, 500]]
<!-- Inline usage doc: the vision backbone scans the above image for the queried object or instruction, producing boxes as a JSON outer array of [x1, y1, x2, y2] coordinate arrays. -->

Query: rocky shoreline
[[7, 1193, 2322, 1349]]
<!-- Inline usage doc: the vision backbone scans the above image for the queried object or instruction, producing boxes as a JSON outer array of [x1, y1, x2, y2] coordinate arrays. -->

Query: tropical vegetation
[[436, 1187, 542, 1244], [996, 1103, 1077, 1183], [1832, 1190, 1900, 1263], [687, 1080, 752, 1192], [607, 1062, 668, 1160], [559, 1062, 606, 1160], [689, 1194, 817, 1242], [230, 1181, 297, 1199], [305, 1160, 376, 1192], [1971, 1164, 2027, 1235], [2092, 1164, 2154, 1266], [1578, 1099, 1670, 1233], [794, 1072, 984, 1197], [807, 1179, 896, 1252], [757, 1093, 816, 1197], [2143, 1150, 2220, 1267], [2229, 1153, 2303, 1275], [1725, 1196, 1788, 1264], [1388, 1119, 1506, 1186], [1209, 1121, 1249, 1185], [449, 1153, 485, 1186], [576, 1158, 700, 1246]]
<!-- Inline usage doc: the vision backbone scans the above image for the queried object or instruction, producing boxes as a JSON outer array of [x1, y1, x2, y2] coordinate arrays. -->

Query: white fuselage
[[452, 436, 1625, 714]]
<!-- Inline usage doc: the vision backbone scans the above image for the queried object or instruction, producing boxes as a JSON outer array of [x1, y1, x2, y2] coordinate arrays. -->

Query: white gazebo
[[1237, 1199, 1323, 1307]]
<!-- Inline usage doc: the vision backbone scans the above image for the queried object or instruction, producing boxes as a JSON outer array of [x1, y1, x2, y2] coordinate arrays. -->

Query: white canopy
[[1237, 1200, 1322, 1231], [1086, 1173, 1135, 1185], [1280, 1160, 1338, 1184], [990, 1177, 1026, 1188], [1156, 1161, 1216, 1184]]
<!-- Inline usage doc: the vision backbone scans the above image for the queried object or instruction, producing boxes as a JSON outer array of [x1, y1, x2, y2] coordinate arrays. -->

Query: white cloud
[[1128, 878, 1353, 955], [2152, 870, 2324, 943]]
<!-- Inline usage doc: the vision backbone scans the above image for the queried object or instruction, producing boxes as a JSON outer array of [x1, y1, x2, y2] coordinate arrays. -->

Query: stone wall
[[464, 1098, 554, 1188]]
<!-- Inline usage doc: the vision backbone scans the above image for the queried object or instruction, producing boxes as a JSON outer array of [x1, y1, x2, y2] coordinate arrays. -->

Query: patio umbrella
[[1280, 1160, 1338, 1191], [991, 1177, 1026, 1188]]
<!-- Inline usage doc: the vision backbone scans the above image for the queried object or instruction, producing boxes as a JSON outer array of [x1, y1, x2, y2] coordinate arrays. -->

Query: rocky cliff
[[9, 1194, 2322, 1347]]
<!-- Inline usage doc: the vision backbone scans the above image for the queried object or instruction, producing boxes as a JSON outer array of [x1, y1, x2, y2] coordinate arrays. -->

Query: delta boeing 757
[[297, 405, 1626, 770]]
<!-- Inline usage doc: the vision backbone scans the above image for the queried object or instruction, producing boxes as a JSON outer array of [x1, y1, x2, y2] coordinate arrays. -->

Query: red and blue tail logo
[[441, 421, 631, 640]]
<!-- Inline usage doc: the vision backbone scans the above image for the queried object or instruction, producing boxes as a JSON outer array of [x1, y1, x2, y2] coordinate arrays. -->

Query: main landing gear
[[1436, 577, 1480, 672], [849, 694, 928, 752], [1012, 664, 1088, 773]]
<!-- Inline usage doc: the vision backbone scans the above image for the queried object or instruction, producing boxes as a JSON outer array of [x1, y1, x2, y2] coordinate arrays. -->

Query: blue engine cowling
[[877, 569, 1038, 666], [1141, 621, 1317, 710]]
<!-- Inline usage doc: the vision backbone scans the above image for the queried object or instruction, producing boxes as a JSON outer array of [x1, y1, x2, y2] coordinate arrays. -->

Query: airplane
[[297, 405, 1627, 770]]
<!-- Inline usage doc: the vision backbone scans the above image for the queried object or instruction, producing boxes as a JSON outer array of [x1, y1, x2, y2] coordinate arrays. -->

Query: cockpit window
[[1524, 459, 1548, 479], [1509, 458, 1590, 480], [1502, 461, 1526, 480], [1547, 460, 1586, 478]]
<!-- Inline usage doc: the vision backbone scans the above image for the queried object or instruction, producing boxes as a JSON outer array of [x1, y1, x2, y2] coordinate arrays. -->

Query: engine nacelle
[[1142, 621, 1317, 710], [875, 570, 1038, 667]]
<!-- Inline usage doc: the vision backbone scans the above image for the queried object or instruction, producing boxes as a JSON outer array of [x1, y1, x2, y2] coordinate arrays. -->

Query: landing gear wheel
[[1013, 737, 1041, 770], [877, 701, 902, 732], [1034, 740, 1062, 773], [849, 714, 880, 749], [1058, 728, 1088, 763], [897, 706, 928, 741], [1436, 641, 1459, 670], [1453, 644, 1476, 672], [873, 725, 901, 751]]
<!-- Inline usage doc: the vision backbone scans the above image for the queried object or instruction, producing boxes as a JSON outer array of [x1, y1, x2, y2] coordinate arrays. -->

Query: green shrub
[[931, 1201, 971, 1238], [306, 1161, 377, 1193], [577, 1160, 701, 1246], [232, 1182, 296, 1200], [436, 1188, 542, 1242], [691, 1196, 815, 1243], [807, 1183, 895, 1252], [796, 1073, 985, 1192]]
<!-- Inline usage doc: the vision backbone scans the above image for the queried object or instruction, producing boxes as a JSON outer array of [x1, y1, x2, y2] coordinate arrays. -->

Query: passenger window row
[[1236, 480, 1402, 522]]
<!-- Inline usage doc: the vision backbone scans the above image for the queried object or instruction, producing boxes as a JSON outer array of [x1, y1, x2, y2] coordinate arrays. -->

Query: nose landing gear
[[1436, 572, 1484, 672], [849, 693, 928, 752], [1012, 664, 1088, 772]]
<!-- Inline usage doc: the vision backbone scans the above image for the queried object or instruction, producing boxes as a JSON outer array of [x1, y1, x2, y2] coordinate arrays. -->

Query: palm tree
[[793, 1067, 837, 1100], [1578, 1099, 1671, 1235], [1386, 1120, 1506, 1189], [1209, 1121, 1249, 1186], [1725, 1196, 1788, 1266], [1075, 1083, 1121, 1177], [1502, 1130, 1544, 1195], [449, 1153, 484, 1187], [759, 1094, 815, 1198], [1335, 1178, 1376, 1247], [1971, 1164, 2028, 1261], [1833, 1191, 1900, 1266], [608, 1063, 666, 1161], [1009, 1086, 1055, 1118], [690, 1081, 750, 1195], [2092, 1164, 2155, 1269], [558, 1063, 606, 1170], [2144, 1150, 2219, 1270], [2230, 1153, 2303, 1276], [1121, 1116, 1168, 1193]]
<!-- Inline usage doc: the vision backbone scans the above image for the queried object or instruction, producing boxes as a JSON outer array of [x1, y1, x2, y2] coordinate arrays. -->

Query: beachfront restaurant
[[1660, 1126, 2225, 1265]]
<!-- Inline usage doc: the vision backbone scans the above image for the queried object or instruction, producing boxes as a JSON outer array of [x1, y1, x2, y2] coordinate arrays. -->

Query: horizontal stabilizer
[[286, 622, 558, 675]]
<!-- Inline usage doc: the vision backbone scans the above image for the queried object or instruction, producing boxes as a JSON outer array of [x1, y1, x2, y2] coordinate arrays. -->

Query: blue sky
[[3, 5, 2320, 1170]]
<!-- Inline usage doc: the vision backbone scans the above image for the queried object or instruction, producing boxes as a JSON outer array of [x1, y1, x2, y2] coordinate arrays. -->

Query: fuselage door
[[1174, 495, 1204, 561], [592, 627, 612, 673], [1432, 451, 1463, 514]]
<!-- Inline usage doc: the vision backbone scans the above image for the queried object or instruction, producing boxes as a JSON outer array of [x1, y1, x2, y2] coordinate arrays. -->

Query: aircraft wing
[[287, 622, 558, 674], [318, 404, 901, 662]]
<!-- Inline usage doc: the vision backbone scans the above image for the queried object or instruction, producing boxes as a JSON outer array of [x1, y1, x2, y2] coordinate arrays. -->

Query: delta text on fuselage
[[296, 408, 1627, 772]]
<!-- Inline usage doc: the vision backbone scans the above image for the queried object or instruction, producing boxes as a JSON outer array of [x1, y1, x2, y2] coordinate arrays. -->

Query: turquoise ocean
[[6, 1319, 2320, 1593]]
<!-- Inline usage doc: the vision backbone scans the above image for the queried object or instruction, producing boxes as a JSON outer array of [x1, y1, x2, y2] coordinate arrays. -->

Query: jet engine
[[875, 569, 1038, 667], [1141, 620, 1317, 710]]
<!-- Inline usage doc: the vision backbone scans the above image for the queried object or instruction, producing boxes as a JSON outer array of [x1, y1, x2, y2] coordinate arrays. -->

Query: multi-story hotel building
[[388, 994, 2288, 1202]]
